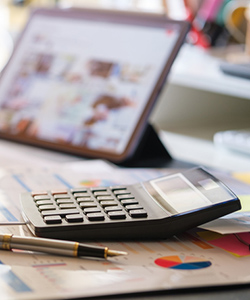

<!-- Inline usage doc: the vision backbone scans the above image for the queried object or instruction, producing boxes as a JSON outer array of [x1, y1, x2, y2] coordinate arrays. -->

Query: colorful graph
[[154, 255, 211, 270], [197, 231, 250, 257]]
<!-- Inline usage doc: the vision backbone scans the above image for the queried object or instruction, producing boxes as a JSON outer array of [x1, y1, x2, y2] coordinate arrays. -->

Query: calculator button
[[120, 199, 138, 206], [79, 202, 97, 209], [65, 214, 84, 223], [110, 186, 126, 191], [99, 201, 117, 207], [74, 193, 91, 198], [58, 204, 76, 209], [33, 195, 51, 201], [129, 209, 148, 218], [86, 213, 105, 221], [125, 204, 143, 211], [51, 190, 68, 195], [113, 190, 130, 195], [39, 205, 56, 211], [104, 206, 123, 213], [56, 199, 74, 204], [76, 197, 93, 203], [32, 191, 48, 197], [83, 207, 101, 214], [108, 211, 126, 220], [93, 191, 111, 196], [117, 195, 135, 200], [96, 196, 114, 201], [44, 215, 62, 224], [90, 187, 107, 192], [36, 200, 53, 206], [53, 194, 70, 200], [41, 209, 79, 217]]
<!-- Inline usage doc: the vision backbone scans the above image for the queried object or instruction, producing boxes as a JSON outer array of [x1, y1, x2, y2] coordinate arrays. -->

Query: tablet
[[0, 8, 189, 163]]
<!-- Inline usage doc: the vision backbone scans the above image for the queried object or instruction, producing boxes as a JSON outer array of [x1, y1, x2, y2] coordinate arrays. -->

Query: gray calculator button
[[36, 200, 53, 206], [59, 204, 76, 209], [129, 209, 148, 218], [125, 204, 143, 211], [96, 196, 114, 201], [94, 191, 111, 196], [53, 194, 70, 200], [113, 190, 130, 195], [108, 211, 126, 220], [74, 193, 90, 198], [33, 195, 51, 201], [99, 201, 117, 207], [41, 209, 79, 217], [79, 202, 97, 209], [65, 214, 84, 223], [56, 199, 74, 204], [76, 197, 93, 203], [86, 213, 105, 221], [117, 195, 135, 200], [44, 215, 62, 224], [83, 207, 101, 214], [104, 206, 122, 213], [110, 186, 126, 191], [120, 199, 138, 206], [39, 205, 56, 211], [90, 187, 107, 192]]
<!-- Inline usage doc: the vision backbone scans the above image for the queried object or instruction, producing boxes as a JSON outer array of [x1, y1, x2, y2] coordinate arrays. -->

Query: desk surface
[[0, 133, 250, 299], [160, 130, 250, 172], [0, 130, 249, 171]]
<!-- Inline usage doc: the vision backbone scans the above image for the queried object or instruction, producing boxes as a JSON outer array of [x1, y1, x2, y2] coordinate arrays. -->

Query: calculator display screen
[[144, 173, 226, 214]]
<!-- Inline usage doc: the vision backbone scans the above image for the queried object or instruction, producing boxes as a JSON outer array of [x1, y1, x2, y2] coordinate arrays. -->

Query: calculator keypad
[[31, 187, 148, 225]]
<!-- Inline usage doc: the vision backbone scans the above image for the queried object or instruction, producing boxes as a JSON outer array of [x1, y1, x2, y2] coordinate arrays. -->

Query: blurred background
[[1, 0, 250, 74], [1, 0, 250, 159]]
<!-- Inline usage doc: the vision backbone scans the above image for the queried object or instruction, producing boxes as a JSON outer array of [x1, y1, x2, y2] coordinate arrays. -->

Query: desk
[[160, 130, 250, 172], [0, 134, 250, 300]]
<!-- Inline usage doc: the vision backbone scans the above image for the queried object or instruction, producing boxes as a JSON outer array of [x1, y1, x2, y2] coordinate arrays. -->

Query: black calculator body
[[21, 167, 241, 240]]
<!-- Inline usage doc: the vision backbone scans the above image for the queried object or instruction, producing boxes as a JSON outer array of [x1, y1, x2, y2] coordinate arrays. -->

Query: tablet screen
[[0, 8, 189, 162]]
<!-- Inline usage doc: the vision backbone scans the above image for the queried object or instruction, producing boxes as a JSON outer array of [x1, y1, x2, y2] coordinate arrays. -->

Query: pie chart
[[154, 255, 211, 270]]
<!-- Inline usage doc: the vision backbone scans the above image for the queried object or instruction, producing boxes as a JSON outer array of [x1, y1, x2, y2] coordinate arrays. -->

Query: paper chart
[[0, 161, 250, 299]]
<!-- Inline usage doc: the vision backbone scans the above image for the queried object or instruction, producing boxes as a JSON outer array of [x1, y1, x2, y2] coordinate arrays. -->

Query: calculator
[[21, 167, 241, 240]]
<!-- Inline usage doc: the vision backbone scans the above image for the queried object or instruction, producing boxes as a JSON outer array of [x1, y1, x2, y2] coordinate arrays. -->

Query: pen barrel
[[78, 244, 107, 258], [0, 234, 110, 259], [4, 235, 79, 257]]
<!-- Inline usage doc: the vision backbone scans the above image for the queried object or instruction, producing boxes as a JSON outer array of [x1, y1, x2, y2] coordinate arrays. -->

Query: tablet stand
[[119, 124, 195, 168]]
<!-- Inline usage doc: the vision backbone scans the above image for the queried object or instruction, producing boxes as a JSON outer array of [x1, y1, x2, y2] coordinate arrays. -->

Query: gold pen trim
[[104, 247, 108, 259], [2, 234, 12, 250], [73, 242, 79, 257]]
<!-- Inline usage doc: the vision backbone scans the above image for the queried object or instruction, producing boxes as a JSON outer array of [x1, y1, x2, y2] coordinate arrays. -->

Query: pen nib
[[107, 249, 128, 257]]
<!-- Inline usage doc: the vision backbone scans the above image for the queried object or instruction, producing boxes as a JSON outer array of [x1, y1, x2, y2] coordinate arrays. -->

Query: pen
[[0, 233, 127, 259]]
